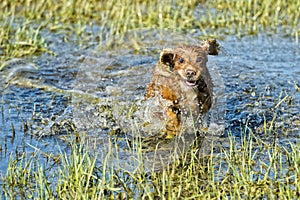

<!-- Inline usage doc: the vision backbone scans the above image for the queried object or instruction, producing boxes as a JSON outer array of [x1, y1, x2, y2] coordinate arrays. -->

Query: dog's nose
[[186, 69, 196, 77]]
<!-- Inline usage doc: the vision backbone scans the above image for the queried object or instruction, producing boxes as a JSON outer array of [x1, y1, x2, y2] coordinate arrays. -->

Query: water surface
[[0, 31, 299, 176]]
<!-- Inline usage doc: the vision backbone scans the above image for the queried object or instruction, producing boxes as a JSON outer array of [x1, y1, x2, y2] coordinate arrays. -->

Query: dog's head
[[159, 39, 219, 87]]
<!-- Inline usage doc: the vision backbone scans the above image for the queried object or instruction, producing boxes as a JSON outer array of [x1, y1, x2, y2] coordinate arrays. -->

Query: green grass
[[1, 130, 300, 199], [0, 0, 299, 61], [0, 19, 49, 61], [1, 0, 300, 199]]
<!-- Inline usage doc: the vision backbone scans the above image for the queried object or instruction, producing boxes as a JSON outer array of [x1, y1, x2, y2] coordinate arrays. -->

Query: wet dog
[[145, 39, 219, 136]]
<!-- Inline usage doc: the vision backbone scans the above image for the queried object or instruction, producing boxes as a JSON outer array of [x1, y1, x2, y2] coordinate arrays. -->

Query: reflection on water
[[0, 31, 299, 174]]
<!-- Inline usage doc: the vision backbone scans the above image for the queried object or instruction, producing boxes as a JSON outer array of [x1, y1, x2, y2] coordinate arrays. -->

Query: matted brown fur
[[145, 39, 219, 136]]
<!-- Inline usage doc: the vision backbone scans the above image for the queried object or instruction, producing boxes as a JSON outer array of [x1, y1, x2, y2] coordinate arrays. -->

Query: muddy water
[[0, 31, 299, 175]]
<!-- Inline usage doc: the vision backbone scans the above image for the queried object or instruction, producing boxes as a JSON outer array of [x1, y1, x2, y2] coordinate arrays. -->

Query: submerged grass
[[1, 130, 300, 199], [0, 0, 299, 61]]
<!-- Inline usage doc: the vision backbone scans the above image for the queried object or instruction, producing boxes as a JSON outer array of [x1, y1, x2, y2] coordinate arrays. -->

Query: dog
[[145, 39, 219, 136]]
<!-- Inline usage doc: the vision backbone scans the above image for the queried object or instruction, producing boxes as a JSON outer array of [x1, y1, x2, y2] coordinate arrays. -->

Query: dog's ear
[[160, 49, 175, 69], [201, 39, 219, 55]]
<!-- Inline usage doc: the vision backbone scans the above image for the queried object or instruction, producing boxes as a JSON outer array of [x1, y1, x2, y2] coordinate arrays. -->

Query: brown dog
[[145, 39, 219, 136]]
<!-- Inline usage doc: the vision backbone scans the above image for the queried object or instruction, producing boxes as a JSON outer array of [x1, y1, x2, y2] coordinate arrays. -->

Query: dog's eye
[[179, 58, 185, 63], [196, 57, 202, 62]]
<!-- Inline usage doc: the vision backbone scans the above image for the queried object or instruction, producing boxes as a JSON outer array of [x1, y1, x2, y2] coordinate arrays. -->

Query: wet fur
[[146, 39, 219, 135]]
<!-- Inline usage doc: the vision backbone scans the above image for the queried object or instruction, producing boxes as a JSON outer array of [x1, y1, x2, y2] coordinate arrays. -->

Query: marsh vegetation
[[0, 0, 299, 199]]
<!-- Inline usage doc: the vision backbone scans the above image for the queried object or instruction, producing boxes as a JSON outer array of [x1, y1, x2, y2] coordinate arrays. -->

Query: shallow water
[[0, 31, 299, 176]]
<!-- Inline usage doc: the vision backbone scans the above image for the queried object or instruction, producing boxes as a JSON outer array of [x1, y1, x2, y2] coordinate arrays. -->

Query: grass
[[0, 0, 299, 61], [0, 0, 300, 199], [0, 19, 49, 61], [1, 128, 300, 199]]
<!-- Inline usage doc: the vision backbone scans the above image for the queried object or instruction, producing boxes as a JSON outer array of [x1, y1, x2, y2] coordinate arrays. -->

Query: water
[[0, 31, 299, 176], [220, 35, 300, 136]]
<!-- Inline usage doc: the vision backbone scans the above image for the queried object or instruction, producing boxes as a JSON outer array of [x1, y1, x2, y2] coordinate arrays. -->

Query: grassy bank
[[0, 0, 299, 61]]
